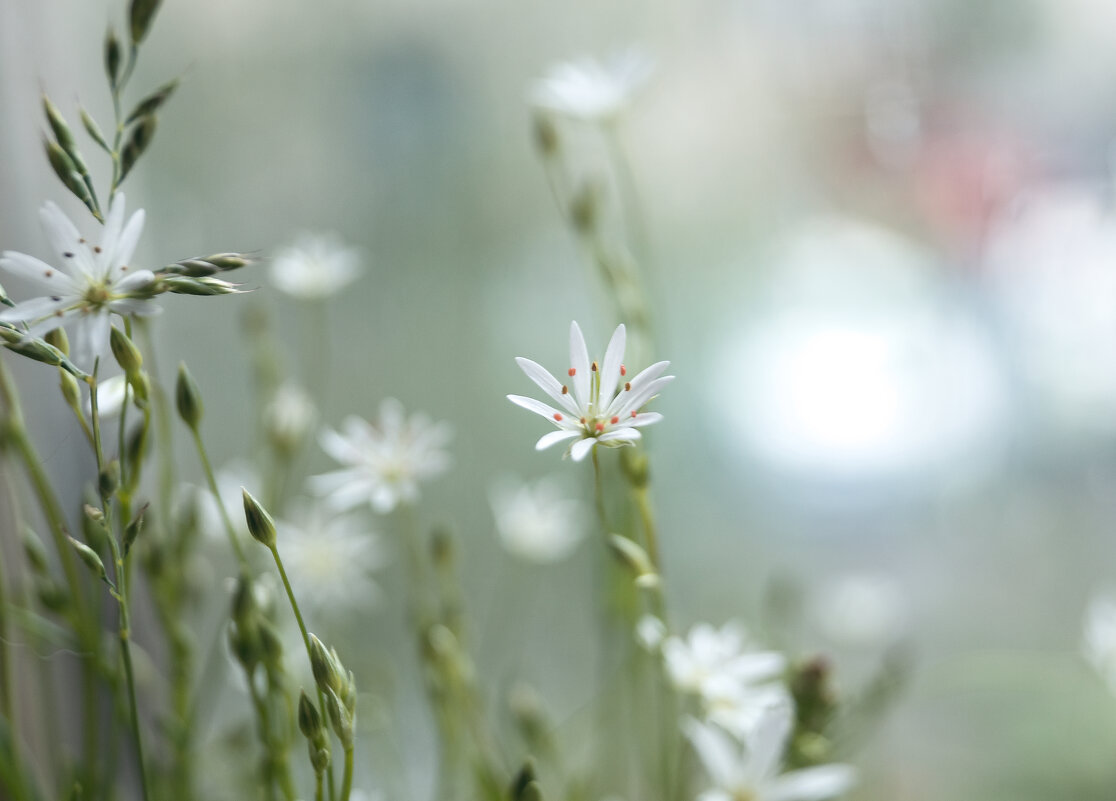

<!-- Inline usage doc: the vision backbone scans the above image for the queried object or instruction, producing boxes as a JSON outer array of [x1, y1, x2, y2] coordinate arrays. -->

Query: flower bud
[[241, 488, 276, 548], [309, 634, 343, 696], [110, 327, 143, 375], [175, 362, 203, 429], [67, 536, 107, 584], [104, 28, 122, 86], [532, 113, 559, 157], [99, 460, 120, 497], [119, 115, 157, 184], [129, 0, 163, 44], [43, 327, 69, 356], [607, 533, 654, 579], [59, 369, 82, 409], [123, 505, 147, 556], [22, 527, 50, 575], [325, 687, 354, 750], [298, 690, 322, 740], [81, 108, 110, 152]]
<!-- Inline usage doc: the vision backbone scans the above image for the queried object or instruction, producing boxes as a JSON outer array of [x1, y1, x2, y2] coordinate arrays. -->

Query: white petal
[[628, 412, 663, 427], [683, 718, 742, 789], [598, 323, 626, 409], [507, 394, 565, 423], [515, 357, 580, 415], [111, 209, 145, 271], [98, 194, 127, 276], [613, 375, 674, 417], [0, 252, 79, 294], [743, 701, 794, 785], [568, 321, 591, 410], [570, 437, 597, 461], [108, 298, 160, 317], [597, 427, 640, 443], [0, 295, 73, 323], [765, 766, 856, 801], [39, 202, 97, 278], [536, 430, 580, 450], [606, 361, 671, 415], [370, 483, 399, 513], [319, 427, 360, 464], [114, 268, 154, 292]]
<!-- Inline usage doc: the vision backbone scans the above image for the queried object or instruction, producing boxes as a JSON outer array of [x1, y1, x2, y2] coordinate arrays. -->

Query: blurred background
[[5, 0, 1116, 799]]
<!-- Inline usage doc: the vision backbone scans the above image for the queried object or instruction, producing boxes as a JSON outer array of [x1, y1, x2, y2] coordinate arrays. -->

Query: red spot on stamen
[[553, 413, 563, 421], [591, 361, 598, 372], [631, 411, 638, 418], [620, 365, 627, 376], [610, 416, 619, 424], [568, 368, 576, 376], [595, 422, 605, 432], [561, 385, 568, 394]]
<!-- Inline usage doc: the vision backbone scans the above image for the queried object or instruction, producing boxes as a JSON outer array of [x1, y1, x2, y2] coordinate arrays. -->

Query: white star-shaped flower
[[0, 194, 156, 367], [270, 232, 363, 299], [685, 703, 856, 801], [508, 321, 672, 462], [310, 398, 452, 514], [489, 475, 588, 563], [531, 49, 654, 123]]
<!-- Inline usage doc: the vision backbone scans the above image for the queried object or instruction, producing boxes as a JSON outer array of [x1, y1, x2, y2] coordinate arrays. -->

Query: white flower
[[663, 622, 786, 700], [85, 374, 129, 418], [531, 49, 653, 122], [508, 321, 672, 462], [270, 232, 362, 299], [1084, 592, 1116, 694], [685, 704, 856, 801], [264, 381, 318, 454], [636, 614, 667, 651], [310, 398, 451, 514], [0, 194, 157, 367], [489, 475, 587, 563], [276, 503, 387, 613]]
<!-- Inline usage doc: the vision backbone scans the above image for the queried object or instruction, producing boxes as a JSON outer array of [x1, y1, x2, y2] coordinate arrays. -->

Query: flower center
[[82, 281, 112, 308]]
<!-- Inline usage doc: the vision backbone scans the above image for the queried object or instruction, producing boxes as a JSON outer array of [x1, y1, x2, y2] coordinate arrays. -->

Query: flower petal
[[0, 295, 74, 324], [569, 437, 597, 461], [628, 412, 663, 428], [110, 209, 146, 273], [765, 765, 856, 801], [683, 718, 742, 789], [598, 427, 640, 444], [39, 202, 97, 279], [507, 394, 565, 423], [536, 430, 580, 450], [98, 194, 127, 277], [515, 357, 580, 415], [114, 268, 155, 293], [0, 251, 80, 295], [598, 323, 626, 409], [568, 321, 590, 410], [612, 375, 674, 417]]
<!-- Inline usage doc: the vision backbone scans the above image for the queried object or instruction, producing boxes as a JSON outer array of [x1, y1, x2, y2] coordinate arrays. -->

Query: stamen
[[620, 364, 626, 376], [579, 417, 586, 424], [591, 361, 598, 372], [93, 246, 102, 253], [120, 266, 128, 271], [595, 422, 605, 432], [561, 385, 568, 394], [50, 295, 61, 301], [55, 310, 64, 317], [624, 382, 631, 391], [553, 413, 563, 421], [568, 368, 576, 377], [78, 238, 86, 243], [63, 252, 74, 258], [44, 270, 53, 277], [631, 411, 637, 418], [610, 416, 619, 424]]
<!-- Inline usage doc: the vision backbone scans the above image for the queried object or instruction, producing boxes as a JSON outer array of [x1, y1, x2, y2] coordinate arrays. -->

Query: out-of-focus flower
[[685, 703, 856, 801], [1083, 592, 1116, 694], [489, 475, 587, 563], [663, 622, 786, 700], [0, 194, 157, 366], [310, 399, 451, 514], [812, 574, 906, 648], [636, 614, 667, 651], [530, 48, 653, 123], [198, 459, 260, 541], [269, 232, 362, 299], [264, 381, 318, 455], [276, 504, 387, 613], [86, 374, 129, 418], [508, 321, 672, 462]]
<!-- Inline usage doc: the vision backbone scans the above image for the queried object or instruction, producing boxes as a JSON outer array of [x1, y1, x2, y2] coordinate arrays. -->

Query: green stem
[[340, 747, 354, 801], [189, 428, 248, 566], [315, 772, 324, 801], [90, 377, 151, 801], [247, 681, 280, 801]]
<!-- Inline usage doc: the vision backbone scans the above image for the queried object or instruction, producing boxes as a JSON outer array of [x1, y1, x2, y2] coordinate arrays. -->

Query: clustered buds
[[298, 691, 331, 775], [309, 634, 357, 750], [0, 324, 88, 379]]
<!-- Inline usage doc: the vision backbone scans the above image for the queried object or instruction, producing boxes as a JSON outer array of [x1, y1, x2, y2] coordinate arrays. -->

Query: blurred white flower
[[685, 703, 855, 801], [86, 374, 129, 418], [1084, 592, 1116, 694], [636, 614, 667, 651], [310, 398, 451, 514], [812, 574, 906, 648], [270, 232, 363, 299], [276, 503, 387, 613], [0, 194, 157, 366], [198, 459, 260, 541], [508, 321, 672, 462], [264, 381, 318, 454], [531, 49, 653, 122], [489, 475, 587, 562], [663, 622, 786, 700]]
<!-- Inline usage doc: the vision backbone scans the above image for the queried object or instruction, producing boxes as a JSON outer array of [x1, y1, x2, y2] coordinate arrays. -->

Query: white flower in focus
[[508, 322, 672, 462], [264, 381, 318, 454], [813, 574, 906, 648], [270, 232, 362, 299], [310, 399, 451, 514], [0, 194, 156, 367], [490, 476, 587, 563], [531, 49, 653, 122], [1084, 593, 1116, 694], [276, 504, 387, 613], [663, 622, 786, 700], [685, 703, 856, 801]]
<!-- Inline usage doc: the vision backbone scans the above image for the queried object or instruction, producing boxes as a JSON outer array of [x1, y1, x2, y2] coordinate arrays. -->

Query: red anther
[[620, 365, 627, 376], [561, 385, 569, 394], [624, 382, 631, 391], [568, 368, 576, 376], [610, 416, 619, 424], [44, 270, 53, 277], [591, 361, 598, 372], [595, 422, 605, 432], [554, 413, 563, 421], [631, 411, 637, 418], [579, 417, 587, 424]]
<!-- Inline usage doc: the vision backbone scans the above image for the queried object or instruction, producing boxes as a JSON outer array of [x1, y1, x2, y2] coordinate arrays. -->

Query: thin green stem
[[315, 772, 324, 801], [189, 428, 248, 566], [91, 377, 151, 801], [340, 747, 354, 801]]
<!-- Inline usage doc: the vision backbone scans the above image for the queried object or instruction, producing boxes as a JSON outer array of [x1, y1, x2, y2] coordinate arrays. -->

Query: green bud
[[67, 536, 107, 583], [44, 140, 93, 209], [129, 0, 163, 44], [0, 326, 67, 370], [125, 423, 148, 487], [37, 579, 69, 612], [231, 575, 256, 626], [22, 527, 50, 574], [123, 505, 147, 556], [532, 112, 559, 157], [309, 634, 344, 696], [128, 370, 150, 404], [227, 621, 260, 673], [43, 95, 88, 174], [104, 28, 122, 86], [98, 461, 120, 497], [258, 618, 284, 670], [80, 108, 111, 153], [569, 181, 601, 235], [240, 488, 276, 548], [607, 534, 654, 578], [310, 746, 331, 775], [509, 758, 537, 801], [126, 79, 178, 125], [59, 369, 82, 409], [298, 690, 322, 739], [82, 505, 110, 554], [324, 687, 354, 750], [159, 275, 242, 295], [175, 362, 203, 428], [620, 448, 650, 487], [520, 781, 544, 801], [109, 327, 143, 375], [119, 115, 157, 184], [44, 327, 69, 356]]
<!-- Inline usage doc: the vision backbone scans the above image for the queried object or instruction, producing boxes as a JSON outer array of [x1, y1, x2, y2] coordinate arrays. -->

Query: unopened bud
[[99, 461, 120, 497], [241, 488, 276, 548], [59, 369, 81, 408], [104, 28, 122, 86], [109, 327, 143, 375], [325, 688, 354, 750], [44, 327, 69, 356], [309, 634, 343, 696], [175, 362, 203, 429], [67, 537, 107, 583], [123, 505, 147, 556], [607, 533, 654, 579], [22, 527, 50, 574], [532, 113, 559, 157]]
